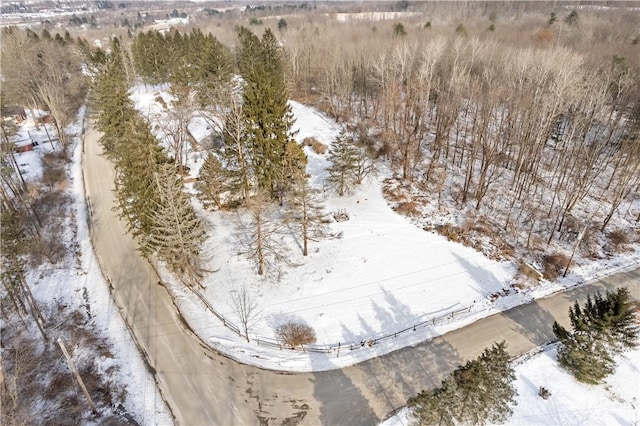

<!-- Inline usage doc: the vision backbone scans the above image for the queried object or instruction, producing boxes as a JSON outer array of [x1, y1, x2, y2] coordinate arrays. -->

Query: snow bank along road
[[83, 123, 640, 425]]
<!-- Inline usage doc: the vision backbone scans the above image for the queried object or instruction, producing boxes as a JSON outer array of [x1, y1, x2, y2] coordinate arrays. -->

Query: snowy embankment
[[11, 109, 172, 424], [131, 85, 640, 373], [381, 343, 640, 426]]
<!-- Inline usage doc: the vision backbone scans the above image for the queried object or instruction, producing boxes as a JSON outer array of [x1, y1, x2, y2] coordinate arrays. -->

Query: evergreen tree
[[143, 163, 207, 288], [410, 375, 460, 426], [113, 117, 167, 245], [476, 341, 518, 424], [553, 288, 638, 384], [554, 323, 615, 385], [92, 38, 135, 157], [410, 341, 517, 425], [196, 153, 225, 210], [326, 130, 362, 196], [132, 30, 171, 84], [236, 26, 298, 198], [189, 30, 233, 103], [604, 288, 638, 352]]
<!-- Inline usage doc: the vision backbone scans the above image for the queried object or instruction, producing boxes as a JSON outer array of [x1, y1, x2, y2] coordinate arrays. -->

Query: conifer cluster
[[553, 287, 638, 384], [92, 38, 206, 288], [410, 341, 517, 425]]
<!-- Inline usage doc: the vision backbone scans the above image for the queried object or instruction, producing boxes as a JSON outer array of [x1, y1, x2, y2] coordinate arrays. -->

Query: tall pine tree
[[92, 37, 135, 158], [236, 27, 298, 198], [326, 130, 361, 196], [553, 288, 638, 384], [113, 117, 167, 246], [143, 163, 207, 288], [410, 341, 517, 425]]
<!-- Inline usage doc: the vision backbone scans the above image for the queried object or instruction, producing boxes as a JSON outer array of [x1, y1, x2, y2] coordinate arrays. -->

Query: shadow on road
[[310, 351, 378, 425], [500, 299, 558, 347], [353, 330, 463, 422]]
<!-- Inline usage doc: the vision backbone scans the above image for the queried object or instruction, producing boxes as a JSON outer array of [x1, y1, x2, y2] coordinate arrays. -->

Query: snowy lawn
[[381, 343, 640, 426], [131, 86, 640, 372]]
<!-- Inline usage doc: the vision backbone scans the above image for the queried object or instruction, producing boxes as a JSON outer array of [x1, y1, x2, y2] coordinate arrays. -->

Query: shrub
[[393, 22, 406, 36], [542, 252, 569, 280], [41, 152, 66, 191], [437, 223, 463, 243], [564, 10, 578, 26], [303, 137, 328, 155], [607, 230, 629, 250], [518, 262, 542, 283], [276, 322, 317, 350], [395, 201, 420, 216]]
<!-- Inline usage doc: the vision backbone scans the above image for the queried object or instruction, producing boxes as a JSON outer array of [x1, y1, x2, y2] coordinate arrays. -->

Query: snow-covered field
[[382, 343, 640, 426], [6, 109, 172, 424], [130, 85, 640, 372]]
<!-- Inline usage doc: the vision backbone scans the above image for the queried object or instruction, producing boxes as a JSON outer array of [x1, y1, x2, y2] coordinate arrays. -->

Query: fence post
[[336, 342, 340, 358]]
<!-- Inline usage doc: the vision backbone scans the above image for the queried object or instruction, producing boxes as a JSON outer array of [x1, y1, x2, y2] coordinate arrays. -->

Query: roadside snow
[[8, 108, 172, 425], [380, 343, 640, 426]]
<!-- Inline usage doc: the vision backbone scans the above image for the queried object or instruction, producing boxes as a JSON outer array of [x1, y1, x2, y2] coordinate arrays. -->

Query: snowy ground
[[381, 343, 640, 426], [7, 109, 172, 425], [130, 85, 640, 373]]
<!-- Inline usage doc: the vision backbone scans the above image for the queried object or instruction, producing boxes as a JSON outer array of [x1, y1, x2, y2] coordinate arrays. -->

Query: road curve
[[83, 122, 639, 425]]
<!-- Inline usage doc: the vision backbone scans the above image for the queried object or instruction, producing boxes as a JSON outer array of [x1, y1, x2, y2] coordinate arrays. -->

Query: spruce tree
[[410, 341, 517, 425], [236, 26, 297, 198], [143, 163, 207, 288], [113, 117, 167, 245], [326, 130, 360, 196], [410, 375, 460, 426], [553, 288, 638, 384], [554, 322, 615, 384], [476, 341, 518, 424], [604, 288, 638, 352], [93, 38, 135, 158], [196, 153, 225, 210]]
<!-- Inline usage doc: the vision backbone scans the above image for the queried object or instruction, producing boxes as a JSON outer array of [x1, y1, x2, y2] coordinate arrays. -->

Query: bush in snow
[[275, 321, 317, 351]]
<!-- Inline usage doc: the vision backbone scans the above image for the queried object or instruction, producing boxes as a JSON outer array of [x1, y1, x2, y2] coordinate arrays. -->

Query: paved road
[[83, 123, 639, 425]]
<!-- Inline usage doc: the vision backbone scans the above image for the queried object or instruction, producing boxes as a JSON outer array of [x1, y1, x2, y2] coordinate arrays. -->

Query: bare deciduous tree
[[230, 285, 262, 342], [286, 178, 332, 256], [240, 192, 288, 276]]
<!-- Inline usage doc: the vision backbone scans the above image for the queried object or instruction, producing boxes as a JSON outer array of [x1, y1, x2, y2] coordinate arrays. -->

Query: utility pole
[[57, 338, 98, 415], [563, 224, 585, 278]]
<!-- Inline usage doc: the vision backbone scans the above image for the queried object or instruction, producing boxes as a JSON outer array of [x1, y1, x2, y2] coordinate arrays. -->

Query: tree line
[[281, 9, 640, 269]]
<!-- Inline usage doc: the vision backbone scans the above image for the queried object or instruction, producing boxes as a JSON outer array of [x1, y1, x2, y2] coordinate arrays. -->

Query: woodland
[[1, 2, 640, 424]]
